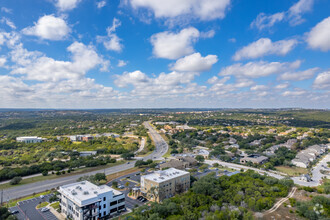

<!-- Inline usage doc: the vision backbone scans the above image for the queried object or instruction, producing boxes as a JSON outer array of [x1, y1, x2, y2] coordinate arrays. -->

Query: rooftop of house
[[59, 181, 121, 206], [142, 168, 189, 183]]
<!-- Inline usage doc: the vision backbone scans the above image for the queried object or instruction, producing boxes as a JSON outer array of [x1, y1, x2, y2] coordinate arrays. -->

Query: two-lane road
[[3, 121, 168, 201]]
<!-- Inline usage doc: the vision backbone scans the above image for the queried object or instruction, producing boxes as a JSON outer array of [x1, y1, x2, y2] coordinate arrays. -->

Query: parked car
[[41, 208, 49, 212], [118, 185, 125, 189], [39, 195, 45, 199], [11, 210, 19, 214]]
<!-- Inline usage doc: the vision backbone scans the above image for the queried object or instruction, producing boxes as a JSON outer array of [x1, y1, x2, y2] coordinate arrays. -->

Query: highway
[[3, 121, 168, 201]]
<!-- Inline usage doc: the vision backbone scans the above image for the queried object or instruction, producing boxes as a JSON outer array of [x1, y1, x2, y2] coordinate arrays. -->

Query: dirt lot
[[106, 167, 141, 182]]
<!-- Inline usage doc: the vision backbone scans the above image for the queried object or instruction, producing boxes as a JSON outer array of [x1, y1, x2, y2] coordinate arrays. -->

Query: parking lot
[[9, 194, 57, 220], [107, 170, 148, 210]]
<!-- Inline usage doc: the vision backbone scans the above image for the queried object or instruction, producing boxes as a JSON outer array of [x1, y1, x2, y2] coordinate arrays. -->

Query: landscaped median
[[36, 201, 49, 209]]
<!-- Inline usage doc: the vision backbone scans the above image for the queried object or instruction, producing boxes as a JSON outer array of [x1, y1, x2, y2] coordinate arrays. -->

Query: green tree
[[195, 155, 205, 163], [9, 176, 22, 185]]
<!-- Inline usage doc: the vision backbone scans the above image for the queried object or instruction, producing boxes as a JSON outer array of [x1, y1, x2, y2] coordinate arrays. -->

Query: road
[[1, 136, 146, 186], [292, 154, 330, 187], [205, 159, 285, 180], [206, 157, 329, 187], [3, 121, 168, 201]]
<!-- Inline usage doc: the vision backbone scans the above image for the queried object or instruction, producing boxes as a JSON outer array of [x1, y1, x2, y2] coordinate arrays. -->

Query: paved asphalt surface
[[4, 121, 168, 201], [206, 154, 330, 187], [107, 170, 147, 210], [9, 194, 57, 220], [292, 154, 330, 186]]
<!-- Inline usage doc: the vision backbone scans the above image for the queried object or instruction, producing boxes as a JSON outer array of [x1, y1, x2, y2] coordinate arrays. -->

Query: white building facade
[[16, 136, 44, 143], [58, 181, 125, 220]]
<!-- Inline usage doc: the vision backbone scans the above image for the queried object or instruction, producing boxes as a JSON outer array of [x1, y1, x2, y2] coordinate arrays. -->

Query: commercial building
[[159, 156, 197, 170], [16, 136, 45, 144], [79, 151, 97, 157], [58, 181, 125, 220], [140, 168, 190, 202]]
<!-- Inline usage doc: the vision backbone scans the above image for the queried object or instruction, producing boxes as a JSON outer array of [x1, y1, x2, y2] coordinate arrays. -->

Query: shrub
[[9, 176, 22, 185]]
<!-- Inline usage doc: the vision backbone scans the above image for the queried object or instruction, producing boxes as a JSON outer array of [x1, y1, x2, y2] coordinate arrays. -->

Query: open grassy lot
[[275, 166, 308, 176]]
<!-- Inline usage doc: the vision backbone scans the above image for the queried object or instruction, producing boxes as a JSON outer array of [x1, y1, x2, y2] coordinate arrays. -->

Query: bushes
[[296, 196, 330, 220], [132, 170, 292, 219], [0, 156, 116, 181], [10, 176, 22, 185], [135, 159, 153, 168]]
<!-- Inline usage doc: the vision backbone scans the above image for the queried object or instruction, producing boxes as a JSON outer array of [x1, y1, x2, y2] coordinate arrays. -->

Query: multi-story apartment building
[[58, 181, 125, 220], [140, 168, 190, 202]]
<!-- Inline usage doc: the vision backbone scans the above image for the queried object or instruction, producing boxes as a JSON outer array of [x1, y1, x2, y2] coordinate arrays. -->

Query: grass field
[[0, 160, 126, 190], [275, 166, 308, 176]]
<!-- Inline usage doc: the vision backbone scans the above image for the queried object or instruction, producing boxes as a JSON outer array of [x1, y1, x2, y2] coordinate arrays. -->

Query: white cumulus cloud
[[313, 71, 330, 90], [278, 67, 319, 81], [306, 17, 330, 52], [97, 1, 107, 9], [233, 38, 297, 61], [128, 0, 231, 21], [97, 18, 123, 52], [55, 0, 81, 11], [219, 60, 301, 78], [11, 42, 109, 82], [251, 0, 314, 30], [150, 27, 200, 59], [170, 53, 218, 72], [23, 15, 71, 41]]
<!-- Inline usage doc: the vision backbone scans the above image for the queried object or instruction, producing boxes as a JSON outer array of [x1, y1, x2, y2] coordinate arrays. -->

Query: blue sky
[[0, 0, 329, 108]]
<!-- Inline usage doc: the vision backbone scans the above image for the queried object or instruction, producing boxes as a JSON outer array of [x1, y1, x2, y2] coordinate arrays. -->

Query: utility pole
[[0, 190, 3, 205]]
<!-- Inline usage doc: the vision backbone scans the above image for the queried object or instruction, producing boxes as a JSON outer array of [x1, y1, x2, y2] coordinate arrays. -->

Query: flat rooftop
[[59, 181, 122, 206], [142, 168, 189, 183]]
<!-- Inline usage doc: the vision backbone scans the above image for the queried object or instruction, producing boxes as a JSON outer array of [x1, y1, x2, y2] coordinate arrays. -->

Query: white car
[[39, 195, 45, 199], [41, 208, 49, 212]]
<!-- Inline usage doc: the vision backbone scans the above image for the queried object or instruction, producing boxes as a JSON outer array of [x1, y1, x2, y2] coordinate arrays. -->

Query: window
[[99, 206, 101, 210], [110, 208, 117, 213], [99, 213, 101, 217], [103, 197, 106, 201], [103, 211, 106, 216], [118, 198, 125, 203], [110, 201, 117, 206], [103, 204, 106, 209]]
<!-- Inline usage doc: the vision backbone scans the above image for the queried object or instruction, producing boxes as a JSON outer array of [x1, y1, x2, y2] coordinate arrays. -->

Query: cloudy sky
[[0, 0, 329, 108]]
